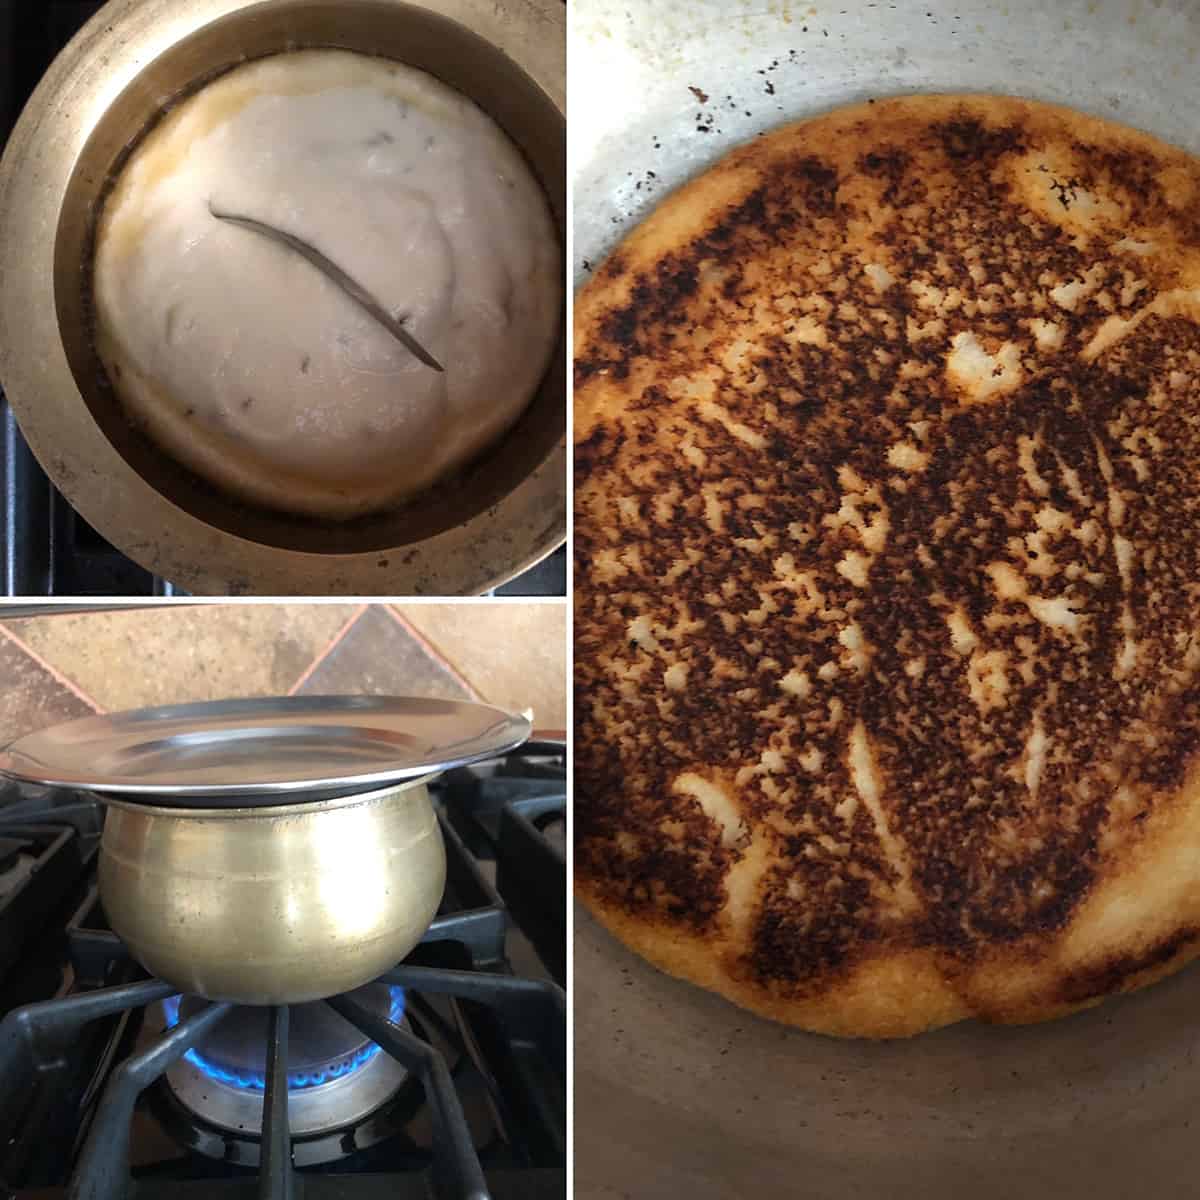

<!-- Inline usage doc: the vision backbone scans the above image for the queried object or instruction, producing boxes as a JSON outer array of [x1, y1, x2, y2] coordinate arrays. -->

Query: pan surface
[[572, 1, 1200, 1196]]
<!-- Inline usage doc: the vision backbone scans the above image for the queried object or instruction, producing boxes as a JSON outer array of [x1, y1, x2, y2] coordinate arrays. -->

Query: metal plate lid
[[0, 694, 531, 805]]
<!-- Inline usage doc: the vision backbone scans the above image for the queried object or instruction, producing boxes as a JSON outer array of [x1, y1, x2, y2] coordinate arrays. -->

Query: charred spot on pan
[[859, 145, 910, 176], [1072, 140, 1161, 198], [593, 258, 698, 376], [627, 382, 668, 413], [574, 770, 729, 933], [748, 859, 881, 986], [655, 254, 699, 304], [1058, 927, 1200, 1005], [599, 284, 648, 353], [783, 156, 840, 216], [721, 267, 747, 300], [601, 253, 627, 280], [574, 426, 627, 481], [573, 358, 601, 388], [1137, 676, 1200, 791], [935, 117, 1025, 165], [1048, 174, 1084, 210]]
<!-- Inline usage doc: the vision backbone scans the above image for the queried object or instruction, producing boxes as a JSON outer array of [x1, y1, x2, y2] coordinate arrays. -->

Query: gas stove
[[0, 1, 566, 598], [0, 743, 566, 1199]]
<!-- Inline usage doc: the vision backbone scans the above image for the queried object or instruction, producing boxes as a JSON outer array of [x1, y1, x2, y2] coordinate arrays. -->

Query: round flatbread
[[574, 94, 1200, 1037], [94, 50, 560, 520]]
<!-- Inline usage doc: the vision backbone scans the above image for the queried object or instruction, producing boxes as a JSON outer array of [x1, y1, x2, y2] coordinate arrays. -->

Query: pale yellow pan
[[574, 94, 1200, 1037]]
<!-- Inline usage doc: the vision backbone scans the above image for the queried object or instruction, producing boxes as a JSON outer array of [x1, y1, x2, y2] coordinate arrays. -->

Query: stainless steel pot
[[98, 776, 446, 1005], [0, 0, 565, 595], [574, 1, 1200, 1198]]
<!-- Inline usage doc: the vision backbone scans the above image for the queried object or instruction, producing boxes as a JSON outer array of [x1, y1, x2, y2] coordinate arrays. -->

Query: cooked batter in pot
[[94, 49, 560, 519], [574, 94, 1200, 1037]]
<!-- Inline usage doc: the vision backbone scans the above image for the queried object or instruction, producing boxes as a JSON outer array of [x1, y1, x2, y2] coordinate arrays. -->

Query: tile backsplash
[[0, 602, 565, 746]]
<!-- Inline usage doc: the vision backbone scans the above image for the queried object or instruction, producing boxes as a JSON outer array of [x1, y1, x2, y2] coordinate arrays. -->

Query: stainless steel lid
[[0, 694, 530, 804]]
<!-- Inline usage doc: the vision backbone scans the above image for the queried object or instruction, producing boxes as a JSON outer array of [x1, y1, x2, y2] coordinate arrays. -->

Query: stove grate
[[441, 743, 566, 986], [0, 964, 564, 1200]]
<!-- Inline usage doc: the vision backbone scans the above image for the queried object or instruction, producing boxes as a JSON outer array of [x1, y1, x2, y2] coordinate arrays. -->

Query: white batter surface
[[94, 50, 560, 519]]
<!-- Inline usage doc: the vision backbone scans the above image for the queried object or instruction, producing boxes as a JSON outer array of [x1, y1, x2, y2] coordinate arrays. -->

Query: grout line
[[0, 622, 104, 713], [287, 604, 369, 696], [384, 605, 484, 701]]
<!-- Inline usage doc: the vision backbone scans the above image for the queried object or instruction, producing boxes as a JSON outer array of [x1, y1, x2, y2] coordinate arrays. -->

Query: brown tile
[[3, 604, 361, 711], [297, 606, 471, 699], [0, 634, 96, 745], [392, 603, 566, 729]]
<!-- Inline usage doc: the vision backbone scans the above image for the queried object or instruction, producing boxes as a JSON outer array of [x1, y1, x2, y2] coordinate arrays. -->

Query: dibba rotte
[[574, 94, 1200, 1037]]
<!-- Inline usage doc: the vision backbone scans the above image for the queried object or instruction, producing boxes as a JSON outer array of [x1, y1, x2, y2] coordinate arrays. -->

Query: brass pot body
[[98, 778, 446, 1004]]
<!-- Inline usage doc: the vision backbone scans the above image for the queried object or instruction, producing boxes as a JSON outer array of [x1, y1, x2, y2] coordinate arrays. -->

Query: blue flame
[[162, 987, 405, 1091]]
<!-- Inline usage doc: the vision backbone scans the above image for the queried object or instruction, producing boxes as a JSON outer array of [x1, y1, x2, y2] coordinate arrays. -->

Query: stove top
[[0, 1, 566, 598], [0, 743, 566, 1199]]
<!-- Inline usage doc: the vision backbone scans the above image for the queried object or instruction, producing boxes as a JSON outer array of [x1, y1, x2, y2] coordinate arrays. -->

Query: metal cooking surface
[[0, 695, 531, 799], [572, 1, 1200, 1198]]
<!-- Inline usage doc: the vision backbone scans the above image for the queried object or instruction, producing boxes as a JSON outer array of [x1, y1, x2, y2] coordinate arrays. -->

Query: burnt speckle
[[575, 96, 1200, 1011], [1049, 174, 1083, 210], [1059, 927, 1199, 1004], [689, 85, 710, 104], [936, 117, 1024, 165]]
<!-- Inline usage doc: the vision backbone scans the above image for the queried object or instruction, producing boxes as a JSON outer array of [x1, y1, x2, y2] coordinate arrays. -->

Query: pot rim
[[0, 0, 565, 595], [96, 771, 441, 819]]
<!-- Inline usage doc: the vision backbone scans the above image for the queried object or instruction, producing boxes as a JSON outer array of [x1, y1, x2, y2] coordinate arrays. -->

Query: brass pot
[[97, 777, 446, 1004], [0, 0, 565, 595]]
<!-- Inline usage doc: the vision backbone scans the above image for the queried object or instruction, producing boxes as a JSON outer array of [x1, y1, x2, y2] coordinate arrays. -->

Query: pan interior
[[53, 0, 565, 556]]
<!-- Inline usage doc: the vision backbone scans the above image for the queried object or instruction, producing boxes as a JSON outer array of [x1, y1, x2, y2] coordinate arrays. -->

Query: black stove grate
[[0, 748, 566, 1199], [0, 963, 564, 1200], [0, 0, 566, 597], [441, 743, 567, 987]]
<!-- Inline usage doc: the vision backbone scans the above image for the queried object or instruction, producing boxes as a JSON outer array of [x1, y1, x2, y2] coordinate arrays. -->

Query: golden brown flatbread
[[573, 94, 1200, 1037]]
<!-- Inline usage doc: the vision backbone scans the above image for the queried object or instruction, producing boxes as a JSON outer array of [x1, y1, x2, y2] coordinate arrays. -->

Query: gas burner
[[159, 984, 410, 1140], [165, 985, 406, 1091], [164, 1039, 408, 1141]]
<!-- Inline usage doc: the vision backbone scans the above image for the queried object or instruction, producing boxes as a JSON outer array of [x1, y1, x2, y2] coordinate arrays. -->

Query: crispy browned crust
[[574, 94, 1200, 1037]]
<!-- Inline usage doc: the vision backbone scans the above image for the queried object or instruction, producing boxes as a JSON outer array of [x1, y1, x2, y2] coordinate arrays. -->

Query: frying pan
[[572, 1, 1200, 1196]]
